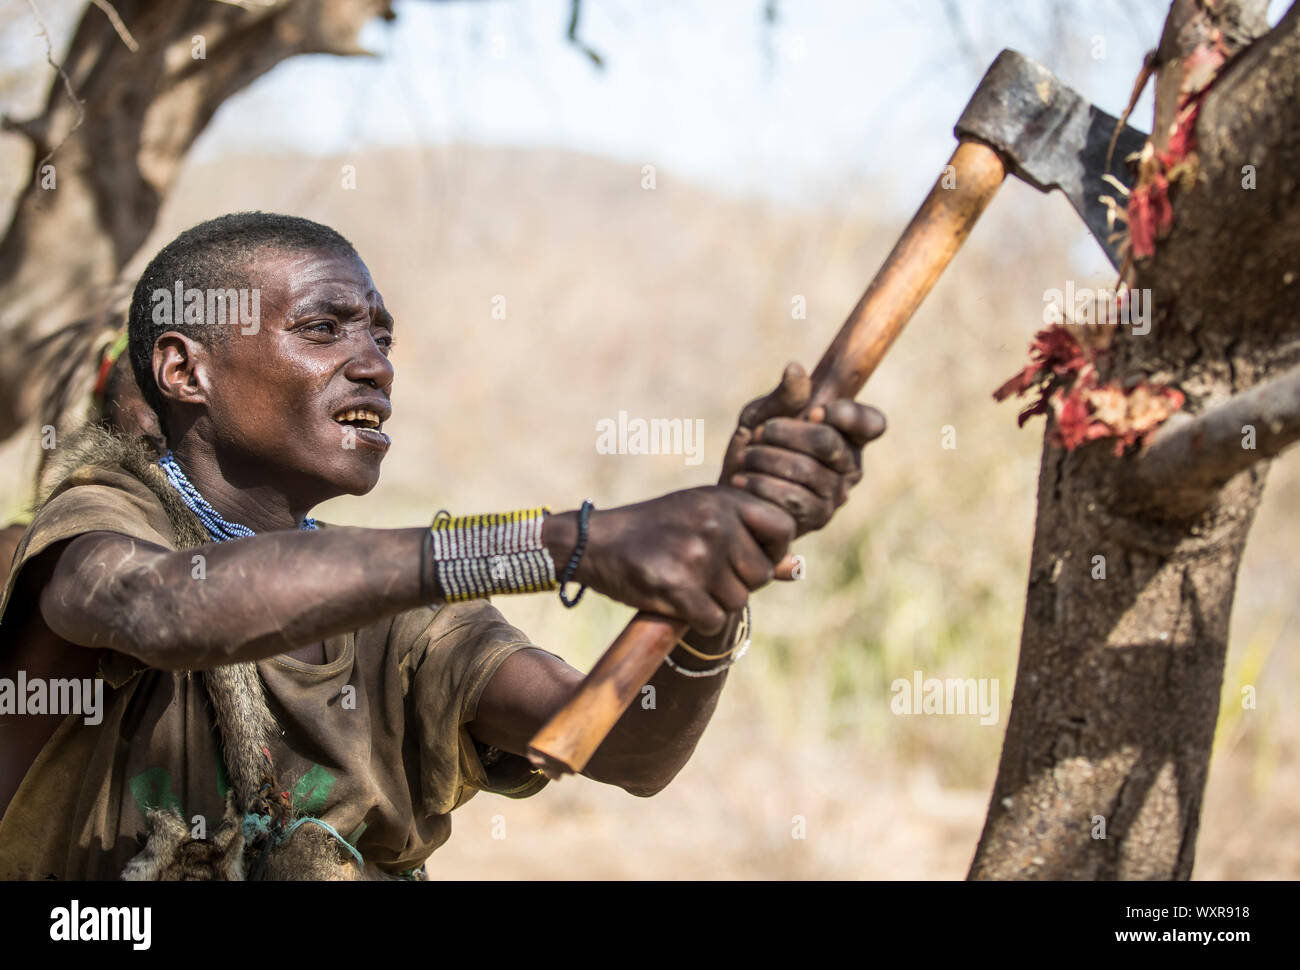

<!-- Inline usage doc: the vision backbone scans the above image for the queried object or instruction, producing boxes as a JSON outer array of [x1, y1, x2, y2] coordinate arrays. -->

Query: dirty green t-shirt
[[0, 463, 550, 880]]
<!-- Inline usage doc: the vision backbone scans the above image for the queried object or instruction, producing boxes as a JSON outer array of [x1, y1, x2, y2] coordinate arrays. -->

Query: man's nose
[[344, 331, 394, 391]]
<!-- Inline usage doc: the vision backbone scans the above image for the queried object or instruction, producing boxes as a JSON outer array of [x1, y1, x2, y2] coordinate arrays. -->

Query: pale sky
[[183, 0, 1289, 212], [3, 0, 1291, 217]]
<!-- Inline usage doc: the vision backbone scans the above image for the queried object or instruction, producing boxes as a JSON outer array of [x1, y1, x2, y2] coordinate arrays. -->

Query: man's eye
[[304, 321, 335, 335]]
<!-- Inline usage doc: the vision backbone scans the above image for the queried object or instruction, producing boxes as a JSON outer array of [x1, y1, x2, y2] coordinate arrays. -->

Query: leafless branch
[[24, 0, 85, 170], [1124, 362, 1300, 517], [211, 0, 281, 9], [566, 0, 604, 69], [90, 0, 139, 51]]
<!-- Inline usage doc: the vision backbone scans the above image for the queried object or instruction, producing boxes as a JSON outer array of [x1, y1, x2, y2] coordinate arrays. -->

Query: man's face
[[199, 248, 395, 503]]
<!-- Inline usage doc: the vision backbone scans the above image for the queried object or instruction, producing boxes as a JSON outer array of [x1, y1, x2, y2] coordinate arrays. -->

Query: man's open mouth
[[331, 403, 392, 451], [333, 407, 384, 430]]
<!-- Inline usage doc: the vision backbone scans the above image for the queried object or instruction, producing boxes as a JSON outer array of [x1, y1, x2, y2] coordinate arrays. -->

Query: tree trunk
[[971, 0, 1300, 879]]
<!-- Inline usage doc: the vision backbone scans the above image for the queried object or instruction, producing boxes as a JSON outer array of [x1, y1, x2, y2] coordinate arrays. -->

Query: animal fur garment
[[120, 792, 247, 881], [38, 426, 378, 880]]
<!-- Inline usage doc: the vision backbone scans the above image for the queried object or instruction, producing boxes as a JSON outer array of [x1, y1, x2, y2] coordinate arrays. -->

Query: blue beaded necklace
[[159, 452, 317, 541]]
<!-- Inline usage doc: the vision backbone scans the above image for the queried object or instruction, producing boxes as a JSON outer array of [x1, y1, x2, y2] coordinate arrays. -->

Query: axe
[[527, 49, 1149, 778]]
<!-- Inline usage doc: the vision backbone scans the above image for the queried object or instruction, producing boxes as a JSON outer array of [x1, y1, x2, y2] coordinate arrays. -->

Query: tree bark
[[970, 0, 1298, 879]]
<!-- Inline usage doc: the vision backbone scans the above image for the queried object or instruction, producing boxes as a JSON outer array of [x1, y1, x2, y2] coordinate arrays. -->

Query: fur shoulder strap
[[46, 426, 375, 879], [41, 425, 279, 816]]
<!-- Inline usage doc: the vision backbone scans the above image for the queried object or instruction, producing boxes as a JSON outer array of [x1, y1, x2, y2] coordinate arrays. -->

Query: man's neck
[[169, 436, 310, 534]]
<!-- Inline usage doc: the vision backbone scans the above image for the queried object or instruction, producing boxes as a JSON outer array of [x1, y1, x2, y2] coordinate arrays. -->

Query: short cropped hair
[[127, 212, 358, 435]]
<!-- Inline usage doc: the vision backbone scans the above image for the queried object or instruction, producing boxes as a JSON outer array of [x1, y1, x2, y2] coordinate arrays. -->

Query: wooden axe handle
[[527, 139, 1008, 778]]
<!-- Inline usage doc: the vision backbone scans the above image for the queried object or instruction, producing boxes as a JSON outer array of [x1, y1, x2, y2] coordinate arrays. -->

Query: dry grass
[[1, 143, 1294, 878]]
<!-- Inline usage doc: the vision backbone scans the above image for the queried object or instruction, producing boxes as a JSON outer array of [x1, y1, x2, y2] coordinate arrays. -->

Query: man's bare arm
[[36, 486, 792, 671], [469, 615, 742, 796], [38, 526, 429, 669]]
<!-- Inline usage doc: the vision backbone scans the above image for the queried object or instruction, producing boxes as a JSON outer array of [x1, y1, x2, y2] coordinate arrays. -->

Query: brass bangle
[[665, 605, 752, 678], [673, 604, 751, 661], [673, 638, 737, 662]]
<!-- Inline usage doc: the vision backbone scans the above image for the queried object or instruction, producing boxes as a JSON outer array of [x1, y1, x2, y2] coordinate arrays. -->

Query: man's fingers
[[673, 588, 729, 637], [709, 571, 752, 615], [729, 487, 796, 561], [719, 362, 815, 485], [741, 444, 839, 500], [773, 554, 801, 581], [728, 536, 776, 591], [753, 418, 856, 474], [737, 361, 812, 429], [733, 473, 833, 534], [835, 468, 863, 509], [821, 399, 887, 448]]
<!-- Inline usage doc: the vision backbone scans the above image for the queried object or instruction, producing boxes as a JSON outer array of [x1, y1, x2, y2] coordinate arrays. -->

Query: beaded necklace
[[159, 451, 317, 541]]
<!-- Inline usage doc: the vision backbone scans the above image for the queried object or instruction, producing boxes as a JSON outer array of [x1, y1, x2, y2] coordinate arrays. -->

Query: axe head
[[954, 49, 1148, 270]]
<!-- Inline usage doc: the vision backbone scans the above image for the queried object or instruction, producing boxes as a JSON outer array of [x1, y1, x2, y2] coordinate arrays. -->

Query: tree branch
[[89, 0, 140, 51], [1124, 362, 1300, 516], [566, 0, 604, 69], [22, 0, 86, 170]]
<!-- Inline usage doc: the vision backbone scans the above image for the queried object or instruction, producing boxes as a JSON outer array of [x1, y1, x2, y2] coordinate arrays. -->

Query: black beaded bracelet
[[558, 499, 593, 607]]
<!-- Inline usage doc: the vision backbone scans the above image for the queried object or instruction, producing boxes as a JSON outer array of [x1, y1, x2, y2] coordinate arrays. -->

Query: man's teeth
[[335, 408, 382, 429]]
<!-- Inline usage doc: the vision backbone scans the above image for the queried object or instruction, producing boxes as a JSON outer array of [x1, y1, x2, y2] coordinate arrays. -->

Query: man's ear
[[152, 332, 209, 412]]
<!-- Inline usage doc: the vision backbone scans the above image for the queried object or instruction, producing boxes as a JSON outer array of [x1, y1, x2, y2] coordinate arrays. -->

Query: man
[[0, 212, 883, 880]]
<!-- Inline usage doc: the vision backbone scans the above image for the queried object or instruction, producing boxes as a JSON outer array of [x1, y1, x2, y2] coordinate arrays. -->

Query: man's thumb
[[738, 361, 811, 429]]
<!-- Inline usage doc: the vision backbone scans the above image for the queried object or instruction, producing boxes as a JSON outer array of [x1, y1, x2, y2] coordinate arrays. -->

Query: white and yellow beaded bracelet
[[428, 508, 560, 602]]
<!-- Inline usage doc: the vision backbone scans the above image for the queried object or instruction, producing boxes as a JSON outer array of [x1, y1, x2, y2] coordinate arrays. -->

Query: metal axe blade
[[955, 48, 1149, 269]]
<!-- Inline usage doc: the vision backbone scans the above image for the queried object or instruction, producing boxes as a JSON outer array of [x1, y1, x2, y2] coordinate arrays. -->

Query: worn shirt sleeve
[[391, 600, 554, 818], [1, 463, 175, 630]]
